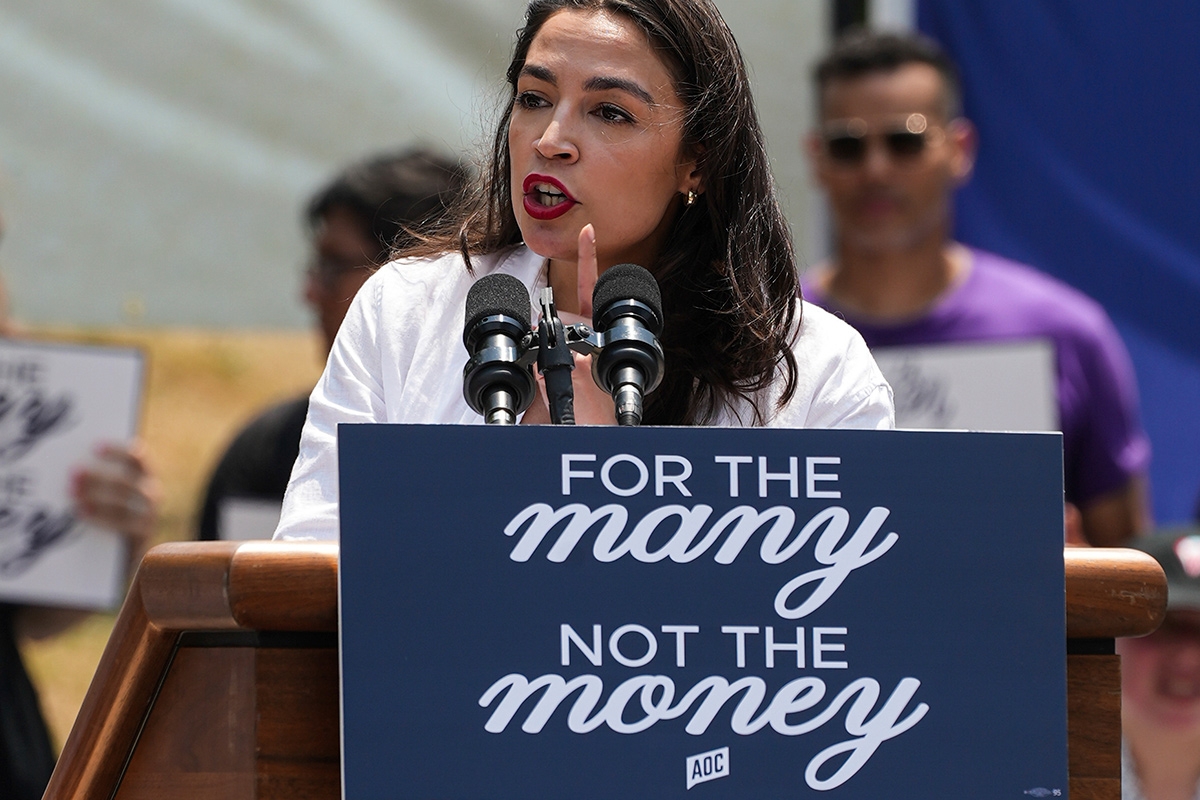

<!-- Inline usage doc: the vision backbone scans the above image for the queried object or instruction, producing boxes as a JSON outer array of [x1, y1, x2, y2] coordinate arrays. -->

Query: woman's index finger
[[577, 224, 597, 320]]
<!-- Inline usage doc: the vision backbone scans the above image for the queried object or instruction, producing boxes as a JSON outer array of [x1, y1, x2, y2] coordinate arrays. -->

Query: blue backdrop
[[918, 2, 1200, 524]]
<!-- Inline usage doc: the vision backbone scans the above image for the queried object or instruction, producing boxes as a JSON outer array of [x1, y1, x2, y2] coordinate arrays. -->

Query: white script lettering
[[478, 673, 928, 791], [504, 503, 898, 619]]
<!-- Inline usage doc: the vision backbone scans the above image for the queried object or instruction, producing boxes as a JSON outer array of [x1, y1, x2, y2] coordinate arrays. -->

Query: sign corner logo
[[686, 746, 730, 790]]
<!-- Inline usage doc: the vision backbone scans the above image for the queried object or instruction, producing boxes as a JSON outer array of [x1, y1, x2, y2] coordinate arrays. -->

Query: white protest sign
[[871, 339, 1057, 431], [0, 339, 144, 609]]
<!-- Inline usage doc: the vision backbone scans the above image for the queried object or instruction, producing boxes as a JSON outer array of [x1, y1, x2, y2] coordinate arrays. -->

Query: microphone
[[535, 288, 576, 425], [462, 274, 537, 425], [591, 263, 665, 426]]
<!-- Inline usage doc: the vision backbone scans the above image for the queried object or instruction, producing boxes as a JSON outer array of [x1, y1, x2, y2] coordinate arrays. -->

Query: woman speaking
[[275, 0, 893, 541]]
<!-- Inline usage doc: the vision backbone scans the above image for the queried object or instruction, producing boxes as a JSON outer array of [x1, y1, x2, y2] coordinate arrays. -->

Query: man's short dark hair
[[305, 147, 469, 263], [813, 28, 963, 119]]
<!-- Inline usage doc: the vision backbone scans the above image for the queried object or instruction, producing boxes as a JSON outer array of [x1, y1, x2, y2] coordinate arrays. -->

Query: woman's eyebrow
[[519, 64, 556, 84], [519, 64, 656, 106], [583, 75, 654, 105]]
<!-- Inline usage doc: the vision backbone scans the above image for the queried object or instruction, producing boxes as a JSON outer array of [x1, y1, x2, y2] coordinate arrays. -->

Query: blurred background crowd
[[0, 1, 1197, 798]]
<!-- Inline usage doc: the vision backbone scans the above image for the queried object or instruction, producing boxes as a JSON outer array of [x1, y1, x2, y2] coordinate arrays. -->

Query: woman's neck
[[548, 257, 581, 315]]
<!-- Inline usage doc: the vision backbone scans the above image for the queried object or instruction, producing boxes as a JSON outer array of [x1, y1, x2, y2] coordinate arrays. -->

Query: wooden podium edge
[[1065, 547, 1166, 639], [43, 542, 1163, 800], [44, 541, 338, 800]]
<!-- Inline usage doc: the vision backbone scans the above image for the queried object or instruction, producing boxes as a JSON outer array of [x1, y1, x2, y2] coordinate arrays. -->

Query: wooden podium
[[43, 541, 1165, 800]]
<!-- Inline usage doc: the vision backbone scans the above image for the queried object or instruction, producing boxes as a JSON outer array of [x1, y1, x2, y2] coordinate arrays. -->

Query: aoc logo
[[686, 746, 729, 790]]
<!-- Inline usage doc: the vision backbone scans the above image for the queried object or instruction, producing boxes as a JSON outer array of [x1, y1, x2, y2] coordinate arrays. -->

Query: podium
[[44, 541, 1164, 800]]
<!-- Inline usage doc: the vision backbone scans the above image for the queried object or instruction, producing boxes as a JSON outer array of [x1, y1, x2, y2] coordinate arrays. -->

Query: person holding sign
[[0, 270, 158, 794], [274, 0, 894, 542], [800, 29, 1150, 547], [196, 148, 467, 541], [1, 441, 155, 800]]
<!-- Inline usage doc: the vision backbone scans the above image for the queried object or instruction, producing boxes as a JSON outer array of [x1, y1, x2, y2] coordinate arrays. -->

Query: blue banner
[[918, 1, 1200, 524], [339, 425, 1067, 798]]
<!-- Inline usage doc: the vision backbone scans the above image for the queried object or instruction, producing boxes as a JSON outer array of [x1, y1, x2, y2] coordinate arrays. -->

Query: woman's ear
[[678, 143, 706, 197]]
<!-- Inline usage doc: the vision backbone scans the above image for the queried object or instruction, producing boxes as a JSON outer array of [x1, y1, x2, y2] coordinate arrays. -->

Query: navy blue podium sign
[[338, 426, 1067, 799]]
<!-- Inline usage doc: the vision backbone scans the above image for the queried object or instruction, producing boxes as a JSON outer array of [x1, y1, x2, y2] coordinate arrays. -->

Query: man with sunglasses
[[196, 148, 467, 540], [801, 29, 1150, 547]]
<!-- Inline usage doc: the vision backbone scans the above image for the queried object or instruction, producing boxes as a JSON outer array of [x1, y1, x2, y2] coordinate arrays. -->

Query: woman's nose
[[534, 116, 578, 161]]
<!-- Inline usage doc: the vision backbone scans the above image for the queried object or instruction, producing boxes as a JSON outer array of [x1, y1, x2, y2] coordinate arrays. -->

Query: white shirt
[[275, 246, 894, 541]]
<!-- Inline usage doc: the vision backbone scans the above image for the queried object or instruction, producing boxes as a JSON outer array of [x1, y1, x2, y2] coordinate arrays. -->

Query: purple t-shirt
[[801, 248, 1150, 505]]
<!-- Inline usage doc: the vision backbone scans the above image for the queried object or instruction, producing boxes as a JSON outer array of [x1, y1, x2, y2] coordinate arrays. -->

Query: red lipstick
[[522, 173, 577, 221]]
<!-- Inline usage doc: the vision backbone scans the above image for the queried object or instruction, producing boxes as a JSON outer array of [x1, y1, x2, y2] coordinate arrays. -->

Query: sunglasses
[[821, 114, 939, 165]]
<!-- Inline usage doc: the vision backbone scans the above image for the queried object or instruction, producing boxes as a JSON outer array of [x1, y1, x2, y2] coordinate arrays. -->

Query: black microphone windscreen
[[465, 273, 532, 338], [592, 263, 662, 321]]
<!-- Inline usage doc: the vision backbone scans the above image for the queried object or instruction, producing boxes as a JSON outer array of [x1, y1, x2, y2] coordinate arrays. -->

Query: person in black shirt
[[197, 148, 467, 540]]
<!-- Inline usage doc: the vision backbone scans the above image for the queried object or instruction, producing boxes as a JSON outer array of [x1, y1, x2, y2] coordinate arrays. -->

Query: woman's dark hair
[[307, 147, 470, 263], [405, 0, 799, 425]]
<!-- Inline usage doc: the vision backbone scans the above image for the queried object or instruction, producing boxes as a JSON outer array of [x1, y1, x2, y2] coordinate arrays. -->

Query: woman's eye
[[515, 91, 547, 110], [596, 104, 633, 124]]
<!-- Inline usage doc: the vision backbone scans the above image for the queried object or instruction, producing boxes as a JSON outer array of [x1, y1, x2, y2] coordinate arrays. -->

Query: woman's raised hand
[[574, 223, 598, 321], [521, 224, 617, 425]]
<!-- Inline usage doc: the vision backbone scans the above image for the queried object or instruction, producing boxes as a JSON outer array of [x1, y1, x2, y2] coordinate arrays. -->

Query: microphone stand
[[536, 288, 576, 425]]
